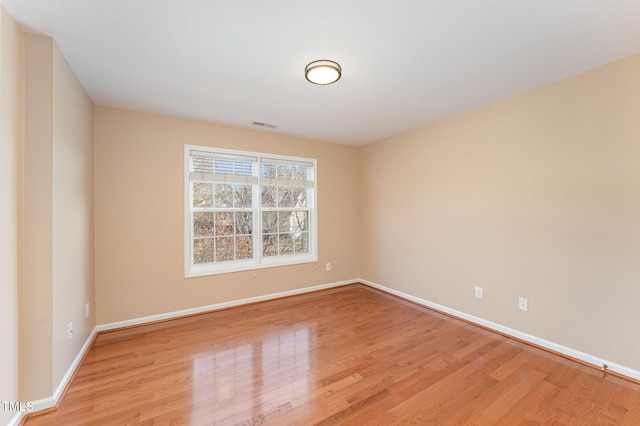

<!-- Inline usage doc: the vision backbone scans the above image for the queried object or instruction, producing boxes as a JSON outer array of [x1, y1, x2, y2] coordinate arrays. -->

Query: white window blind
[[189, 150, 258, 184], [260, 158, 315, 188]]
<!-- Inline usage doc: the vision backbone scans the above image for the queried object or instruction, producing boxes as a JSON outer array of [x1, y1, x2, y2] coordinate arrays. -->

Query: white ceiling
[[4, 1, 640, 146]]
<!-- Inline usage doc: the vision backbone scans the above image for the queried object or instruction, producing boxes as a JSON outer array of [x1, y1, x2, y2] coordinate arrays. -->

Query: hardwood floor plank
[[25, 284, 640, 425], [494, 379, 557, 424]]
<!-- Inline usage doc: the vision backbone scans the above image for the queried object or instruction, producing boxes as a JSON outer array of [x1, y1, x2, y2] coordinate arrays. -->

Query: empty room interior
[[1, 1, 640, 424]]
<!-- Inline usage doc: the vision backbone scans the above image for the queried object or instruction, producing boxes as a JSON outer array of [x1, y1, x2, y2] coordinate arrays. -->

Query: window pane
[[193, 212, 214, 237], [292, 165, 308, 181], [295, 232, 309, 253], [278, 187, 294, 208], [279, 234, 294, 255], [234, 185, 252, 208], [261, 186, 277, 208], [235, 212, 252, 235], [236, 236, 252, 260], [193, 183, 214, 208], [261, 163, 276, 179], [215, 212, 234, 236], [262, 234, 278, 257], [294, 188, 307, 207], [215, 184, 233, 208], [262, 211, 278, 233], [208, 157, 256, 177], [214, 158, 234, 175], [215, 237, 235, 262], [291, 211, 308, 233], [193, 238, 214, 264], [277, 211, 291, 233], [234, 160, 253, 176], [191, 155, 213, 174], [277, 164, 293, 180]]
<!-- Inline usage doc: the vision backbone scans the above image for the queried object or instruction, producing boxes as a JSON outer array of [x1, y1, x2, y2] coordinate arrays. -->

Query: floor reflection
[[191, 322, 315, 423]]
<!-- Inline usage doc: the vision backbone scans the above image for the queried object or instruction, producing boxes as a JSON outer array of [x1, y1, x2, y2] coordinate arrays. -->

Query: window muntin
[[185, 146, 316, 277], [192, 184, 253, 264]]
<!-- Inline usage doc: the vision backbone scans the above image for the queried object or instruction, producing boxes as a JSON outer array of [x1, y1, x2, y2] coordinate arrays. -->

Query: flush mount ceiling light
[[305, 60, 341, 85]]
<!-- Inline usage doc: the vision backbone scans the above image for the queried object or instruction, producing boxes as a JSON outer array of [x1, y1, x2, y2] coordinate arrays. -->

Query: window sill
[[185, 253, 317, 278]]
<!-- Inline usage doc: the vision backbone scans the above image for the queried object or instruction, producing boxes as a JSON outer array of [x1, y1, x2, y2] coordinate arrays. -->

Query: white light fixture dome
[[305, 60, 341, 85]]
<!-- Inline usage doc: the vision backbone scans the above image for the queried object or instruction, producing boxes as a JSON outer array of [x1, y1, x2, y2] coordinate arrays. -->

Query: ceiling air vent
[[251, 121, 278, 129]]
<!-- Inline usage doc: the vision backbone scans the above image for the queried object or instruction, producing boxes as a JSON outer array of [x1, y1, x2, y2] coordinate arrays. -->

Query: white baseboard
[[18, 326, 98, 420], [8, 412, 24, 426], [360, 279, 640, 382], [96, 279, 358, 332]]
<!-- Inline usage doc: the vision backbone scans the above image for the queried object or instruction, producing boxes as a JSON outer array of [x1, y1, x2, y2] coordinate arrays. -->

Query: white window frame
[[184, 145, 318, 277]]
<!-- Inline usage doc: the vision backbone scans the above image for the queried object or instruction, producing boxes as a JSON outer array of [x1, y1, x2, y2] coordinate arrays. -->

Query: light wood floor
[[26, 284, 640, 425]]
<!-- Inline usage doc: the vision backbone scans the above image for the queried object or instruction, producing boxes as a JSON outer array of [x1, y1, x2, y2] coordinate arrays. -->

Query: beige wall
[[94, 107, 360, 324], [51, 39, 95, 389], [360, 54, 640, 371], [0, 5, 23, 424], [23, 32, 53, 401], [23, 33, 94, 400]]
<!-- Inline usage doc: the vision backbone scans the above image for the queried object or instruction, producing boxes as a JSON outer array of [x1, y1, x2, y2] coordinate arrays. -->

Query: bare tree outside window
[[261, 186, 309, 256]]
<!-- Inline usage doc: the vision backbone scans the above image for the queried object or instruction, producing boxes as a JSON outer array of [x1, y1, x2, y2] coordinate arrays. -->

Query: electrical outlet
[[475, 286, 483, 300], [518, 297, 529, 312], [325, 262, 331, 272], [85, 302, 90, 319], [67, 322, 74, 340]]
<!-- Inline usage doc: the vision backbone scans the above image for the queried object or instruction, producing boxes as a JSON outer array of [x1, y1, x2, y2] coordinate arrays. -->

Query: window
[[185, 145, 317, 277]]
